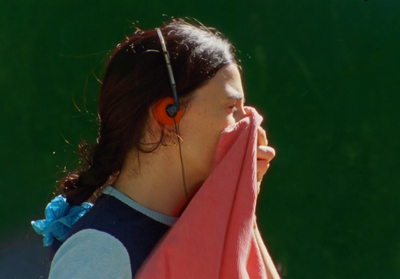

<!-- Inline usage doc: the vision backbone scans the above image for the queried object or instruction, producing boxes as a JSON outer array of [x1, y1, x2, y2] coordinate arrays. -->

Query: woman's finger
[[256, 126, 275, 183], [257, 160, 270, 180], [257, 127, 268, 146], [257, 145, 276, 161]]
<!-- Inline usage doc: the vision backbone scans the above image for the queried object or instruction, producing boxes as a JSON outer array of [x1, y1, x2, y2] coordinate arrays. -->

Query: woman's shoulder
[[50, 229, 131, 279], [62, 193, 172, 275], [67, 193, 171, 242]]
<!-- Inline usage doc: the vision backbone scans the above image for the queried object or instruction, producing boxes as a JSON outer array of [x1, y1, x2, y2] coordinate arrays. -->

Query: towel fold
[[136, 107, 271, 279]]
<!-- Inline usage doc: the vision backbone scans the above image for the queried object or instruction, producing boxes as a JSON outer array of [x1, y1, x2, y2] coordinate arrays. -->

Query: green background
[[1, 0, 399, 278]]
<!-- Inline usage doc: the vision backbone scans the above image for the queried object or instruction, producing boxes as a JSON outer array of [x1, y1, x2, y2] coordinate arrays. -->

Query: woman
[[32, 19, 278, 278]]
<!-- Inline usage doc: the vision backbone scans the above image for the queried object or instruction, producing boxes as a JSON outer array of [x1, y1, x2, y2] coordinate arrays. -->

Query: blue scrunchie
[[31, 195, 92, 247]]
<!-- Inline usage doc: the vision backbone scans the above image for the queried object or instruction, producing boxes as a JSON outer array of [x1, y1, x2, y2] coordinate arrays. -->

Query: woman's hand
[[256, 127, 276, 193]]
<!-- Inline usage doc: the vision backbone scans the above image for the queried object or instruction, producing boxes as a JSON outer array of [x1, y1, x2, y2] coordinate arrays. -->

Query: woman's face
[[179, 64, 247, 190]]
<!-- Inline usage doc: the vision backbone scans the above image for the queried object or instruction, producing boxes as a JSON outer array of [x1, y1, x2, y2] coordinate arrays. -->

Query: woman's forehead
[[189, 64, 244, 104], [214, 65, 244, 99]]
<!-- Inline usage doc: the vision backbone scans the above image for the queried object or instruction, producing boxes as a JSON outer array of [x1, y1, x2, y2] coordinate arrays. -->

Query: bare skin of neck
[[112, 133, 202, 217]]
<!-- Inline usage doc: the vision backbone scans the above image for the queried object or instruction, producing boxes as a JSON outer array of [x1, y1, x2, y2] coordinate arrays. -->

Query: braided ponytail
[[59, 139, 122, 206]]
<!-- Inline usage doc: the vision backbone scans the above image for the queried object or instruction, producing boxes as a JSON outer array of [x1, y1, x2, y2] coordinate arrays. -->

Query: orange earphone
[[154, 97, 182, 126]]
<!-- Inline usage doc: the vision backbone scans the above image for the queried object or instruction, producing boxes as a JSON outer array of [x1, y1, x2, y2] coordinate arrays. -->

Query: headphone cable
[[173, 118, 189, 204]]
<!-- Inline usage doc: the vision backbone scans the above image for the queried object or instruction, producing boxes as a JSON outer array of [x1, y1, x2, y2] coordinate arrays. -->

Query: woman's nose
[[234, 106, 247, 122]]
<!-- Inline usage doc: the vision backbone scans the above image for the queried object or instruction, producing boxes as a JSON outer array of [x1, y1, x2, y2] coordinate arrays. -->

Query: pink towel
[[137, 107, 270, 278]]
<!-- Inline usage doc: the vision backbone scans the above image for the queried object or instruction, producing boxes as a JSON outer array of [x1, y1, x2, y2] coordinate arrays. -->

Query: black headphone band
[[156, 28, 180, 118]]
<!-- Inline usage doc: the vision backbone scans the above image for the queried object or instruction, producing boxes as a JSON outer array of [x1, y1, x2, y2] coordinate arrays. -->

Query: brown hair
[[59, 19, 238, 206]]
